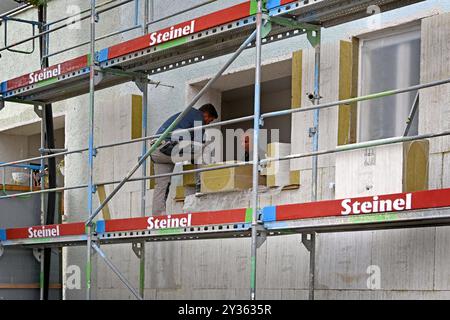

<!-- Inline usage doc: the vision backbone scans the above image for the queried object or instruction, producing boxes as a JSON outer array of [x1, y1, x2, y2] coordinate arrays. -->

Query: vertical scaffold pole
[[86, 0, 97, 301], [309, 28, 321, 301], [311, 29, 321, 202], [250, 0, 263, 301], [39, 106, 45, 300], [138, 0, 150, 299]]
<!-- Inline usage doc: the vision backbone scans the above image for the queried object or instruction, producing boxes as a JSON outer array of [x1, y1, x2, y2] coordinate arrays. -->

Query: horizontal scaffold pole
[[1, 77, 448, 170], [1, 129, 449, 201], [261, 78, 450, 120]]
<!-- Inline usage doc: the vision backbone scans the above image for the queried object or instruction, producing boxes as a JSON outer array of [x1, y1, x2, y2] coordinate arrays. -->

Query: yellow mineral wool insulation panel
[[182, 164, 197, 186], [131, 95, 143, 140], [337, 40, 357, 146], [403, 140, 429, 192], [147, 160, 155, 190], [174, 185, 196, 202], [291, 50, 303, 109], [200, 162, 264, 194], [266, 142, 291, 187], [289, 170, 301, 186], [175, 186, 186, 201], [335, 141, 429, 199]]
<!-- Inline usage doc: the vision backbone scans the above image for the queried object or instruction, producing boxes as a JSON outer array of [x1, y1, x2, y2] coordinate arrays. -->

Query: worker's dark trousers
[[151, 147, 175, 216]]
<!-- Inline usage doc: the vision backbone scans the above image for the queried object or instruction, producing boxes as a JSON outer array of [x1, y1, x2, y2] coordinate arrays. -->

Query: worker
[[241, 131, 265, 162], [151, 104, 219, 215], [242, 133, 252, 162]]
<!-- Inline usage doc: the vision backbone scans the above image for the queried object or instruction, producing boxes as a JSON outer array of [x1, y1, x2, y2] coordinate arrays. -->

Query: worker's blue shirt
[[156, 107, 205, 142]]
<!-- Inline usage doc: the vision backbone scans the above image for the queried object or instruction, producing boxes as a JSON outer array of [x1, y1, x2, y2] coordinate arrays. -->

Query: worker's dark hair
[[199, 103, 218, 119]]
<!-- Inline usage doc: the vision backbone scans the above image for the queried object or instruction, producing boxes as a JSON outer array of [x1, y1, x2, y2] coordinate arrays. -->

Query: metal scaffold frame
[[0, 0, 449, 301]]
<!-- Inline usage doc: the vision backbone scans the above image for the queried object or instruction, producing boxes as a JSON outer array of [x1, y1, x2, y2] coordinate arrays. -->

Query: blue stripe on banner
[[0, 229, 6, 241], [0, 82, 7, 94], [97, 48, 109, 63], [267, 0, 281, 10], [96, 220, 106, 233], [262, 206, 277, 222]]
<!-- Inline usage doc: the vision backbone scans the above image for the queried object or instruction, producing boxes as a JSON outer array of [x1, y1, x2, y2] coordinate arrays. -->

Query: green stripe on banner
[[156, 228, 183, 235], [250, 0, 268, 14], [35, 77, 59, 89], [250, 0, 258, 15], [29, 237, 52, 243], [157, 37, 188, 50], [245, 208, 253, 223], [349, 213, 399, 224]]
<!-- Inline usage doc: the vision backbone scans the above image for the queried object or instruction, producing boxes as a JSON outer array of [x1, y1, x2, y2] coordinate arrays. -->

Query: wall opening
[[221, 76, 292, 161]]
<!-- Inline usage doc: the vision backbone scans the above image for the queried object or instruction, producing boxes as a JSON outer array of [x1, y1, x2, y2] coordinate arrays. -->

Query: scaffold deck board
[[1, 188, 449, 249], [0, 0, 424, 104]]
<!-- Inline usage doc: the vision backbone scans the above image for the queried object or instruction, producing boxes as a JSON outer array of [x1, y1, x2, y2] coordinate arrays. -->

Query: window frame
[[356, 22, 421, 142]]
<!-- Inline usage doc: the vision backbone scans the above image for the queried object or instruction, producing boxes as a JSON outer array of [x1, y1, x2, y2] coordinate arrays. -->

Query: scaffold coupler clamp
[[132, 242, 144, 259]]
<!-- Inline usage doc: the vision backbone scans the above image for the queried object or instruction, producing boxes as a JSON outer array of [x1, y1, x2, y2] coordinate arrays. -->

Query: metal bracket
[[269, 16, 321, 47], [257, 233, 267, 248], [132, 242, 144, 259], [301, 232, 315, 252], [94, 70, 103, 86], [308, 126, 317, 137], [33, 248, 43, 263], [135, 81, 146, 94], [256, 225, 267, 248], [261, 18, 272, 39], [0, 245, 4, 258], [306, 29, 321, 48], [33, 105, 43, 118]]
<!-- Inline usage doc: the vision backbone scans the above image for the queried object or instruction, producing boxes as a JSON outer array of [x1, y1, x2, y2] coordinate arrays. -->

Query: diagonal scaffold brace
[[84, 28, 259, 227], [91, 242, 143, 300]]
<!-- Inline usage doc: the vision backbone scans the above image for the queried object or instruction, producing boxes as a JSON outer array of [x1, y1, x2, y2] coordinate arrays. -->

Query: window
[[358, 26, 421, 142], [221, 76, 292, 161]]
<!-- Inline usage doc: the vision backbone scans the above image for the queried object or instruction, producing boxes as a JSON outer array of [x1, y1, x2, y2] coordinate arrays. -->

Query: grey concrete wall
[[1, 0, 450, 300]]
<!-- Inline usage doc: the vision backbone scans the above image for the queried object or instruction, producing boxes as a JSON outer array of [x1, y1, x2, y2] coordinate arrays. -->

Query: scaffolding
[[0, 0, 449, 301]]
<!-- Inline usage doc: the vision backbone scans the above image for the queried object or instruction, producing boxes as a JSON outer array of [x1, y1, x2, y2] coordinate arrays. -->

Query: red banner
[[2, 189, 450, 241], [1, 0, 302, 93], [4, 55, 89, 93], [97, 208, 249, 233], [266, 188, 450, 222], [5, 222, 86, 241], [106, 1, 253, 60]]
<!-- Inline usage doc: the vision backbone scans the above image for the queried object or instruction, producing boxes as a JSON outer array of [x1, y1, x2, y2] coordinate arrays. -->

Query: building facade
[[0, 0, 449, 299]]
